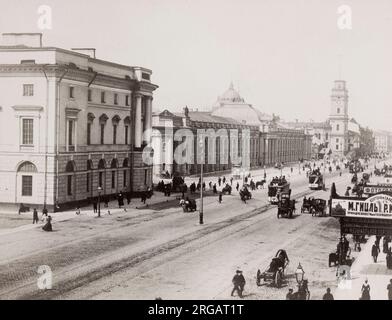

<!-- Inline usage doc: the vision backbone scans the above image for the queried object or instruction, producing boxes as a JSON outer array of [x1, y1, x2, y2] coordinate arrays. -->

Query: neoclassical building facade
[[0, 33, 158, 211], [152, 84, 312, 177]]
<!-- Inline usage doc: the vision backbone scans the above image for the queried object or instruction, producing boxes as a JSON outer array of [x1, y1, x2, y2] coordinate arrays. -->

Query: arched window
[[99, 114, 109, 144], [111, 158, 119, 169], [17, 161, 37, 197], [17, 161, 37, 172], [87, 159, 93, 171], [86, 160, 93, 193], [123, 158, 129, 168], [65, 161, 75, 196], [98, 159, 106, 169], [66, 161, 75, 172]]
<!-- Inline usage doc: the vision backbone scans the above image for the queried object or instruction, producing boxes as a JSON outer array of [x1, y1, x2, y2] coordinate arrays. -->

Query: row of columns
[[134, 94, 153, 148]]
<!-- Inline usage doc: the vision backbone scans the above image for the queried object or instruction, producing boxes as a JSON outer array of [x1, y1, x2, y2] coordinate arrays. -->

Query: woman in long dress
[[42, 215, 53, 232], [360, 279, 370, 300]]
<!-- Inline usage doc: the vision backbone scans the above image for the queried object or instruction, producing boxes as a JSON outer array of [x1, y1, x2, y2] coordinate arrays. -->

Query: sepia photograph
[[0, 0, 392, 311]]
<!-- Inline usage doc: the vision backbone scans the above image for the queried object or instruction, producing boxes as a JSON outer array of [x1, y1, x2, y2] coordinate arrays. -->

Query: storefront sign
[[363, 184, 392, 195], [331, 194, 392, 220]]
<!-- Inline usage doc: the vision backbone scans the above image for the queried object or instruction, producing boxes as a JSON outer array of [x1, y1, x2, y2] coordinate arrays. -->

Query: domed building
[[212, 82, 272, 129]]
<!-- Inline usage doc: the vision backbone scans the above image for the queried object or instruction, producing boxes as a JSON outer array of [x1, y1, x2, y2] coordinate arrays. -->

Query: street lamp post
[[199, 137, 204, 225], [97, 186, 102, 217]]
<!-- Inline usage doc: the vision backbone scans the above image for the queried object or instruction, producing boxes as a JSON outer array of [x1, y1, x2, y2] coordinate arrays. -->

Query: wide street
[[0, 161, 383, 300]]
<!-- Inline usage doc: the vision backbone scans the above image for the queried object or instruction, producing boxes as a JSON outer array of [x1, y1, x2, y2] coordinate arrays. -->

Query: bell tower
[[329, 80, 349, 156]]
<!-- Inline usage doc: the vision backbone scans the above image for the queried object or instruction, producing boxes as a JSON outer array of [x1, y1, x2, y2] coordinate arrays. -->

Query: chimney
[[71, 48, 96, 59], [2, 33, 43, 47]]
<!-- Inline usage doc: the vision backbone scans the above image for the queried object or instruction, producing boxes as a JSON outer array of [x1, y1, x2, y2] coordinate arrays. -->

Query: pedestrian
[[42, 206, 48, 218], [223, 177, 226, 184], [360, 279, 371, 300], [42, 215, 53, 232], [213, 184, 217, 194], [126, 192, 131, 205], [386, 248, 392, 269], [118, 192, 124, 208], [322, 288, 334, 300], [230, 177, 233, 186], [218, 193, 222, 204], [236, 182, 239, 192], [209, 181, 212, 189], [290, 167, 293, 174], [286, 288, 294, 300], [388, 279, 392, 300], [231, 270, 246, 298], [93, 199, 98, 213], [372, 241, 380, 263], [32, 208, 39, 224], [218, 177, 222, 187]]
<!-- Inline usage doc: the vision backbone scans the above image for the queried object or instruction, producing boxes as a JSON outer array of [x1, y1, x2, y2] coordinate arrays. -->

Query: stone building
[[152, 107, 261, 177], [152, 84, 312, 177], [0, 33, 158, 211], [211, 83, 312, 166]]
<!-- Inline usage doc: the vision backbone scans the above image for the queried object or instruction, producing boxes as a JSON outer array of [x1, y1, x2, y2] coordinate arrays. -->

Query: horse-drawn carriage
[[222, 184, 232, 195], [239, 186, 252, 201], [308, 169, 325, 190], [179, 198, 197, 212], [301, 197, 327, 217], [277, 191, 296, 219], [268, 177, 290, 204], [256, 249, 289, 288]]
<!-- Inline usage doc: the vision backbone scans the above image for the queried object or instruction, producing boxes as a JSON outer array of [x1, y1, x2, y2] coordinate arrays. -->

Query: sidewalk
[[334, 235, 392, 300], [0, 191, 181, 236]]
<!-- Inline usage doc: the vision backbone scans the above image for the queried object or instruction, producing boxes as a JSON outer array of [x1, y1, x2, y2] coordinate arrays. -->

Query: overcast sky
[[1, 0, 391, 131]]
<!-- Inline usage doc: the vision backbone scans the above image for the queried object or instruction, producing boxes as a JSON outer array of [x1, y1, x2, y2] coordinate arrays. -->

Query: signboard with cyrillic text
[[363, 184, 392, 195], [331, 194, 392, 220]]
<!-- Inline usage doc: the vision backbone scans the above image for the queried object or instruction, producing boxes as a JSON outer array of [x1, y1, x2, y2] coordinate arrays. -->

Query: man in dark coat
[[236, 182, 240, 192], [218, 177, 222, 187], [218, 193, 222, 204], [231, 270, 246, 298], [372, 241, 380, 263], [33, 208, 39, 224], [93, 199, 98, 213], [323, 288, 334, 300], [126, 192, 131, 205], [118, 192, 124, 208]]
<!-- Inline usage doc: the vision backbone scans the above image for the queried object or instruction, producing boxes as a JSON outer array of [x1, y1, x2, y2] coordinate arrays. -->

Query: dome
[[218, 82, 245, 103]]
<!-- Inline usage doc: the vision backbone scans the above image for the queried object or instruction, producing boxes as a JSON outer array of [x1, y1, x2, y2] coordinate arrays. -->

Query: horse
[[256, 180, 267, 189]]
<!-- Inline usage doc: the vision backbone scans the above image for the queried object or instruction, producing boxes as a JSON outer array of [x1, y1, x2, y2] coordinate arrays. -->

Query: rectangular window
[[67, 175, 73, 196], [125, 126, 129, 145], [99, 172, 103, 188], [336, 138, 339, 143], [87, 123, 91, 145], [101, 91, 106, 103], [336, 145, 339, 150], [337, 108, 340, 114], [22, 119, 34, 145], [113, 125, 117, 144], [112, 171, 116, 189], [123, 170, 127, 187], [114, 93, 118, 105], [69, 86, 74, 98], [22, 176, 33, 196], [23, 84, 34, 96], [336, 124, 340, 131], [88, 89, 92, 102], [125, 95, 130, 106], [100, 124, 105, 144], [86, 173, 90, 192], [68, 120, 73, 146]]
